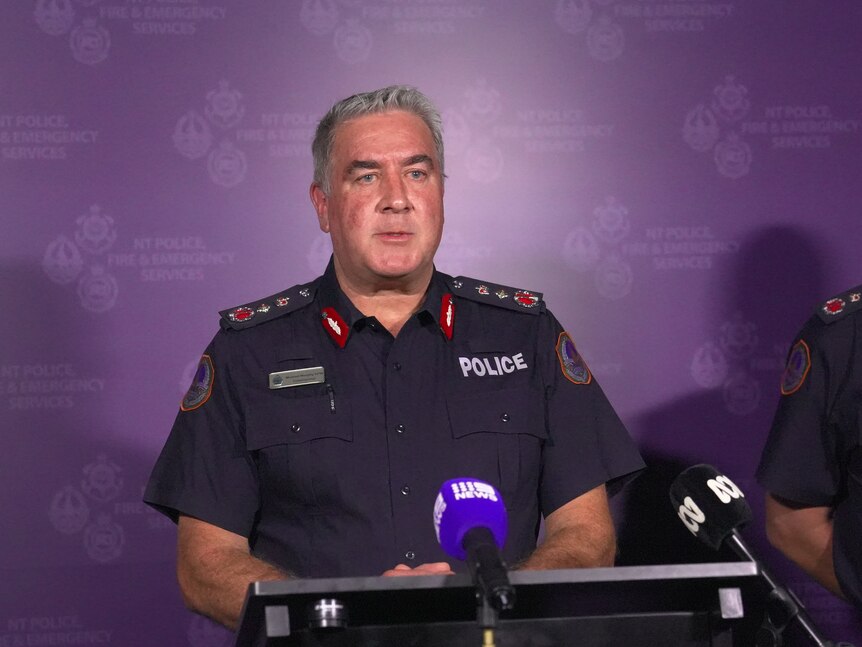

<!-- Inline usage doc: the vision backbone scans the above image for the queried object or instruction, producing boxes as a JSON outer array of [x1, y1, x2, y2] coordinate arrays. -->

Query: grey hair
[[312, 85, 444, 194]]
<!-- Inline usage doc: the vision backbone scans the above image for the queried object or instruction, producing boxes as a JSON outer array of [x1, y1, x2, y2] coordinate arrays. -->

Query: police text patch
[[458, 353, 528, 377]]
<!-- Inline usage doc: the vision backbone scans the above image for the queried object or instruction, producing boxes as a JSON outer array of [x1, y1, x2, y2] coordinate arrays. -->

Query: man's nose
[[379, 174, 411, 213]]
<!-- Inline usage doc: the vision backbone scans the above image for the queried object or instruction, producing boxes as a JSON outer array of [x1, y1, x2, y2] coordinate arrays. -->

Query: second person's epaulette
[[816, 284, 862, 324], [447, 275, 544, 314], [219, 281, 319, 330]]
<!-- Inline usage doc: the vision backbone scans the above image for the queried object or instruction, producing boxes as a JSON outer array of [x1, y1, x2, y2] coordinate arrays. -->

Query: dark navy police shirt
[[145, 260, 644, 578], [757, 285, 862, 608]]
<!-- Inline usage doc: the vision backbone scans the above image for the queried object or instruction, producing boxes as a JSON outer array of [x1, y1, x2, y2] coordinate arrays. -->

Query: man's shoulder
[[814, 284, 862, 325], [444, 273, 545, 315], [218, 278, 321, 331]]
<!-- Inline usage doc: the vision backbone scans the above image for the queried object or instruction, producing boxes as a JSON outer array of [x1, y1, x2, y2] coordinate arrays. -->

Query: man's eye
[[408, 170, 426, 180], [358, 174, 375, 183]]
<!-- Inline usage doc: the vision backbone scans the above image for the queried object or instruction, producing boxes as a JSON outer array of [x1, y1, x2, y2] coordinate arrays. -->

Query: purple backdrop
[[3, 1, 862, 644]]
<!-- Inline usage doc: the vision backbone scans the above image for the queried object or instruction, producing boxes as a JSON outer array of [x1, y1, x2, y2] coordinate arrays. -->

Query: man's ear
[[309, 183, 330, 233]]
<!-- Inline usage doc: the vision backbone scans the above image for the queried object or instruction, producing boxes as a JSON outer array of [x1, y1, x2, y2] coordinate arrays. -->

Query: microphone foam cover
[[669, 464, 753, 551], [434, 478, 507, 560]]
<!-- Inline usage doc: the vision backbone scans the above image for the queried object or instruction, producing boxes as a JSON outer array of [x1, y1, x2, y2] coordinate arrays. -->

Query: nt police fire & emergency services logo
[[34, 0, 228, 65], [562, 196, 634, 301], [690, 312, 785, 416], [48, 454, 172, 565], [42, 205, 120, 313], [684, 75, 861, 178], [553, 0, 737, 63], [299, 0, 488, 65]]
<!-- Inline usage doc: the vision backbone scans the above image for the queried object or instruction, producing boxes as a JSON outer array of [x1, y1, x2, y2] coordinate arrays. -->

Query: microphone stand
[[727, 532, 846, 647]]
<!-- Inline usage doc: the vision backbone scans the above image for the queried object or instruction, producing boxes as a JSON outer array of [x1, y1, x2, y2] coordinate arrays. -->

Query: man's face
[[310, 110, 444, 289]]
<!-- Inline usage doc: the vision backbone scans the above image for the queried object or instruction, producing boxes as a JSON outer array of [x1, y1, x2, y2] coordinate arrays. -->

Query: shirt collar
[[317, 256, 453, 331]]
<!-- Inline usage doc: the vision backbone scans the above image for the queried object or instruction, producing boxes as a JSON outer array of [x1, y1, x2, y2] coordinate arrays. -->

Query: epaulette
[[447, 275, 543, 314], [816, 284, 862, 324], [219, 281, 318, 330]]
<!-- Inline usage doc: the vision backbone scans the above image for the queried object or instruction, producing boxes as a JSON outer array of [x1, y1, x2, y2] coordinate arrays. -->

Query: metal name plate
[[269, 366, 325, 389]]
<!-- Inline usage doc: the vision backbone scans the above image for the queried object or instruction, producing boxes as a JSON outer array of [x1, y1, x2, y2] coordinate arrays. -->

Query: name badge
[[269, 366, 325, 389]]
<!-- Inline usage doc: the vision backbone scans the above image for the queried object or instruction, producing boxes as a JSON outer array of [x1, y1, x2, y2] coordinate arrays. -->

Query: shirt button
[[291, 423, 301, 432], [405, 550, 416, 561], [400, 485, 411, 495], [396, 424, 405, 434], [500, 413, 510, 423], [393, 362, 402, 371]]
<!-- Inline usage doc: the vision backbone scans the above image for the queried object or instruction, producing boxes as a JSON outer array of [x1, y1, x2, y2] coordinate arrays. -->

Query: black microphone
[[670, 464, 840, 647], [434, 478, 516, 611]]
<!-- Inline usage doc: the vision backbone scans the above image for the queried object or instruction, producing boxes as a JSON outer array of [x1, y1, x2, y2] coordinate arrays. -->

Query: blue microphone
[[434, 478, 515, 611]]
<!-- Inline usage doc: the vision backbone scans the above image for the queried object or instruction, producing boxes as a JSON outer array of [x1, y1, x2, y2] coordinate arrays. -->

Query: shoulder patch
[[219, 281, 318, 330], [181, 355, 214, 411], [556, 332, 592, 385], [780, 339, 810, 395], [447, 275, 543, 314], [816, 284, 862, 324]]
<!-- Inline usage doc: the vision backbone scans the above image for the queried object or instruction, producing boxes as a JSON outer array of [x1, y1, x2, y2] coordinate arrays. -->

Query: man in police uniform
[[757, 285, 862, 609], [145, 86, 644, 629]]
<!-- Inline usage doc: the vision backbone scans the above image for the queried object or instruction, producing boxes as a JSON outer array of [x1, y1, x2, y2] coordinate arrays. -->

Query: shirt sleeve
[[537, 309, 645, 515], [756, 318, 850, 506], [833, 453, 862, 608], [143, 329, 260, 537]]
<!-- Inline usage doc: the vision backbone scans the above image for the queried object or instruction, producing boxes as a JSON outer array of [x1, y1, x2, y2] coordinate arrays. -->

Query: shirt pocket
[[446, 387, 547, 499], [245, 385, 353, 509]]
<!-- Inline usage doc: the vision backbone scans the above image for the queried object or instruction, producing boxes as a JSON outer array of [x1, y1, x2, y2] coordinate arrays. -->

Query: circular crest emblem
[[723, 372, 761, 416], [683, 104, 720, 152], [823, 298, 845, 316], [75, 204, 116, 255], [592, 197, 630, 244], [690, 341, 728, 389], [562, 227, 600, 272], [711, 75, 750, 123], [34, 0, 74, 35], [207, 141, 247, 187], [205, 80, 245, 130], [514, 291, 539, 308], [69, 18, 110, 65], [173, 111, 213, 160], [463, 80, 502, 123], [81, 454, 123, 502], [714, 133, 752, 179], [77, 265, 118, 313], [588, 18, 624, 62], [334, 19, 373, 64], [83, 514, 125, 563], [43, 235, 84, 285], [554, 0, 592, 34], [49, 486, 90, 534], [719, 313, 759, 359], [300, 0, 339, 35], [594, 255, 633, 301]]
